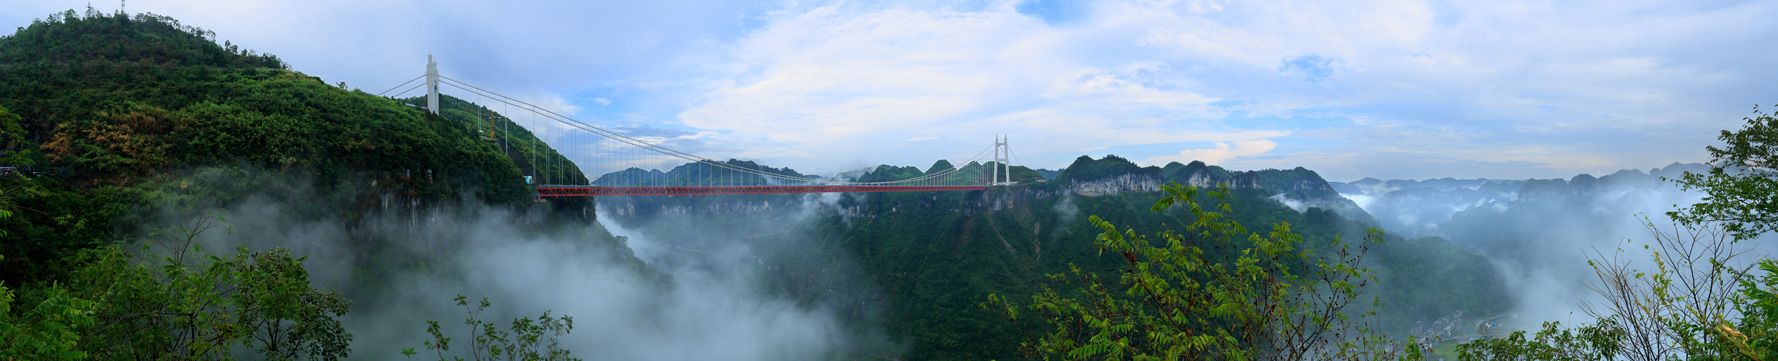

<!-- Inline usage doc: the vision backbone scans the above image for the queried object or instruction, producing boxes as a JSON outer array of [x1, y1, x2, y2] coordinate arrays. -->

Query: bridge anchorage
[[377, 58, 1026, 198]]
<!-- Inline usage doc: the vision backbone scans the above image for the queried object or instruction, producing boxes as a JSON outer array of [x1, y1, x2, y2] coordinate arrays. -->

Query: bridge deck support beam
[[535, 185, 989, 197]]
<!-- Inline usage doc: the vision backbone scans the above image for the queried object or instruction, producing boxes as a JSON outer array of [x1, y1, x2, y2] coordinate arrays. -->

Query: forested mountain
[[0, 6, 617, 332], [597, 155, 1511, 359]]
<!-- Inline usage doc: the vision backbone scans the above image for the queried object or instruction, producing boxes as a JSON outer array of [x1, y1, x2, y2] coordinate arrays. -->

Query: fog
[[151, 169, 884, 360], [129, 161, 1778, 357], [1332, 163, 1778, 331]]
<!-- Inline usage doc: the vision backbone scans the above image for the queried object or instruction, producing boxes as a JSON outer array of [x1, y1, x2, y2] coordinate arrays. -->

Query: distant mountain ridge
[[1328, 162, 1712, 239], [1330, 162, 1712, 198], [591, 154, 1379, 224]]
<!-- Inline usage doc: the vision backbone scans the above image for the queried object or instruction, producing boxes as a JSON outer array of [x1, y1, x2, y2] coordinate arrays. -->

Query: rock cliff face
[[1054, 156, 1373, 223], [1177, 170, 1262, 189], [1065, 173, 1161, 196]]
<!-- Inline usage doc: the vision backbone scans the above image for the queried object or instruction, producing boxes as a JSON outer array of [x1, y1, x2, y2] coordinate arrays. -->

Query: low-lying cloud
[[153, 172, 877, 360]]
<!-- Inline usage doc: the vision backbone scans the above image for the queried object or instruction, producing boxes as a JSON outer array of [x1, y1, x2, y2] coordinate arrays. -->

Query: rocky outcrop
[[1066, 173, 1161, 196]]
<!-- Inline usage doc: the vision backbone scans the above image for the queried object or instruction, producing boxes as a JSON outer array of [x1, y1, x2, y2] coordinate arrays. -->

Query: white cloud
[[675, 4, 1291, 174], [531, 94, 584, 118], [1143, 140, 1277, 165]]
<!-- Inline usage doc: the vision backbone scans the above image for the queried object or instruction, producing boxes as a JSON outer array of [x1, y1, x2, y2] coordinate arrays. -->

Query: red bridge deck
[[536, 185, 989, 197]]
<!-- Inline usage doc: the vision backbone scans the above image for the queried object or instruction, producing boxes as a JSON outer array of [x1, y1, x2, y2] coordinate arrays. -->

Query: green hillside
[[0, 9, 593, 287]]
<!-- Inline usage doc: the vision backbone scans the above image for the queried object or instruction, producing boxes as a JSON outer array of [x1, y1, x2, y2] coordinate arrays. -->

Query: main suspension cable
[[377, 74, 425, 96], [435, 78, 996, 186]]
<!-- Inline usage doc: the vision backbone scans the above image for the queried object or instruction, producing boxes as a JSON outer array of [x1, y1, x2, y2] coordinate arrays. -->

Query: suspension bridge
[[378, 57, 1022, 198]]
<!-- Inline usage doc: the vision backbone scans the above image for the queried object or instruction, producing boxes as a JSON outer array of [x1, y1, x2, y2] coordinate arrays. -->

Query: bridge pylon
[[425, 55, 440, 115], [993, 135, 1012, 186]]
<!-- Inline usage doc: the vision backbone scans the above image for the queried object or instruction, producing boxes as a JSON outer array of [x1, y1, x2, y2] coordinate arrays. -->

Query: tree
[[0, 104, 37, 240], [982, 183, 1422, 360], [1455, 219, 1776, 361], [1453, 319, 1625, 361], [1455, 218, 1764, 361], [416, 295, 580, 361], [1457, 104, 1778, 360], [1671, 104, 1778, 242], [64, 214, 353, 360], [0, 254, 98, 361]]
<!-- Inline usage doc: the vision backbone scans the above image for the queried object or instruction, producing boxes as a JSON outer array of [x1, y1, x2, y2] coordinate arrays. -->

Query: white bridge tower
[[425, 55, 440, 115], [992, 135, 1011, 186]]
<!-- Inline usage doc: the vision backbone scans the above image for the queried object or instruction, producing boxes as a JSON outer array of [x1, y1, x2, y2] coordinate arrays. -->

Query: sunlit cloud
[[1144, 140, 1278, 166]]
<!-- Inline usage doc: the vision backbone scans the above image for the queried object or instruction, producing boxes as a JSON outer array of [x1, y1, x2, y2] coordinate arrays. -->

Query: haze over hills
[[1330, 163, 1711, 237], [1325, 162, 1778, 328], [590, 154, 1510, 358]]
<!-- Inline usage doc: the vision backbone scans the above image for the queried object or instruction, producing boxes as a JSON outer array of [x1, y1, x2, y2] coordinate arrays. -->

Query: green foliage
[[0, 9, 609, 361], [590, 158, 807, 187], [412, 94, 588, 189], [0, 99, 125, 287], [1671, 104, 1778, 241], [1717, 259, 1778, 359], [927, 159, 956, 174], [1052, 155, 1158, 185], [0, 104, 26, 160], [1451, 105, 1778, 360], [929, 161, 1043, 185], [1454, 319, 1626, 361], [0, 103, 41, 240], [685, 169, 1506, 360], [857, 164, 926, 183], [1369, 236, 1512, 334], [0, 8, 548, 201], [0, 8, 285, 68], [0, 9, 593, 284], [1161, 161, 1231, 182], [983, 182, 1422, 360], [1451, 220, 1775, 360], [0, 254, 98, 361], [1006, 164, 1048, 184], [61, 214, 353, 360], [420, 295, 580, 361]]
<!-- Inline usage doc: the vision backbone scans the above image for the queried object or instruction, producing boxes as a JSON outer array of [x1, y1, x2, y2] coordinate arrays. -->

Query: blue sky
[[7, 0, 1776, 181]]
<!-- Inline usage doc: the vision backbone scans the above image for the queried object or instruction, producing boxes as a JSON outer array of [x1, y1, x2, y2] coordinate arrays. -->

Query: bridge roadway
[[535, 185, 991, 197]]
